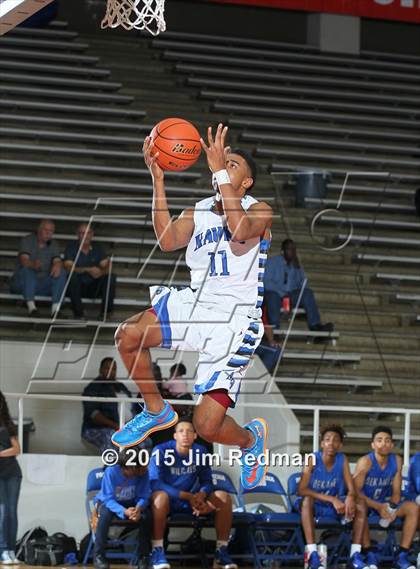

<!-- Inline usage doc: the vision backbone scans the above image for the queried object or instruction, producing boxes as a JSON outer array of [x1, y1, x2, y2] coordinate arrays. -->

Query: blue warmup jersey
[[149, 440, 214, 499], [309, 451, 346, 497], [363, 452, 397, 503], [408, 452, 420, 497]]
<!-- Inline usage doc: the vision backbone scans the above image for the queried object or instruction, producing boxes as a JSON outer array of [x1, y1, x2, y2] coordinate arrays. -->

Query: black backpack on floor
[[24, 535, 65, 566], [16, 527, 48, 562]]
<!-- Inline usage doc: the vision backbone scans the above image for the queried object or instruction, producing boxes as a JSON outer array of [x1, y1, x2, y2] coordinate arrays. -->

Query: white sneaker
[[7, 552, 20, 565], [0, 551, 13, 565]]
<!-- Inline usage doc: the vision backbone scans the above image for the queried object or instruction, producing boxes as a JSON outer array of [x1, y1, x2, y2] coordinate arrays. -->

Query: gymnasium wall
[[58, 0, 420, 55]]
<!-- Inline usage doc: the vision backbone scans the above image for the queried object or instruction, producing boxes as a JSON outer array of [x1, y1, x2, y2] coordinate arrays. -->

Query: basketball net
[[101, 0, 166, 35]]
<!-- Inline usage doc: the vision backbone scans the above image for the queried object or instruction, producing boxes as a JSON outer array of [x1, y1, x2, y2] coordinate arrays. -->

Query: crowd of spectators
[[10, 219, 116, 319]]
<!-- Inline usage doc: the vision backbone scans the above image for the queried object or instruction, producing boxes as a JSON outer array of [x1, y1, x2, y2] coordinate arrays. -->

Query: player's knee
[[356, 497, 367, 514], [151, 490, 170, 510], [214, 490, 231, 506], [403, 501, 419, 518], [115, 321, 143, 353]]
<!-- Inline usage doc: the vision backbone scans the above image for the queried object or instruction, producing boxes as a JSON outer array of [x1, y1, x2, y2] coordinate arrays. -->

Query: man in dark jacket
[[82, 358, 131, 453]]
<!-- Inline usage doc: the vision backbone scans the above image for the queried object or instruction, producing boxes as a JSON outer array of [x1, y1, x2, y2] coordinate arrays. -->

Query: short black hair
[[371, 426, 393, 441], [100, 357, 115, 369], [320, 423, 346, 443], [229, 147, 257, 190], [170, 363, 187, 377], [281, 238, 295, 251], [118, 440, 152, 467]]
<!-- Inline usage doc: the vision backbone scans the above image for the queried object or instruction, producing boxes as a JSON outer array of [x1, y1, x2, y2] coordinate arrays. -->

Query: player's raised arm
[[143, 136, 194, 251], [200, 123, 272, 241]]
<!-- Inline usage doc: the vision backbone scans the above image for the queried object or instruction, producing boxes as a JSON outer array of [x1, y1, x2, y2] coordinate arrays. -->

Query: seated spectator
[[408, 452, 420, 505], [353, 426, 419, 569], [10, 219, 66, 317], [263, 239, 333, 334], [93, 446, 151, 569], [0, 391, 22, 565], [149, 418, 237, 569], [63, 223, 116, 319], [162, 363, 190, 399], [298, 424, 367, 569], [82, 358, 132, 454]]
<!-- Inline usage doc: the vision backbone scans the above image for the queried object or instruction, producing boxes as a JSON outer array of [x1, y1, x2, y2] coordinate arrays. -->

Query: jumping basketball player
[[112, 124, 273, 489]]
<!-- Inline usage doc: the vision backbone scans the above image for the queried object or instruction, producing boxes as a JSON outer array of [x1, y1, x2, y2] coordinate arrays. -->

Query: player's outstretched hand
[[143, 136, 164, 181], [200, 123, 228, 173]]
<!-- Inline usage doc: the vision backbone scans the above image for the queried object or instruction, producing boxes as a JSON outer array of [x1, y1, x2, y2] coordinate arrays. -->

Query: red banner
[[208, 0, 420, 24]]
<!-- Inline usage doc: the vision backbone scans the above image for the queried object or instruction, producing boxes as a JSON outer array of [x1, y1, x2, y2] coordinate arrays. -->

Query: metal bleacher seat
[[0, 99, 146, 118], [240, 132, 419, 157], [0, 47, 99, 64], [0, 112, 147, 130], [0, 59, 111, 78], [200, 90, 420, 119], [163, 49, 420, 85], [0, 72, 122, 91], [0, 36, 89, 51], [215, 102, 420, 130], [0, 126, 148, 145], [271, 164, 420, 184], [354, 253, 420, 266], [327, 184, 414, 198], [0, 158, 201, 180], [375, 272, 420, 284], [0, 211, 154, 229], [177, 63, 420, 97], [341, 234, 420, 249], [0, 84, 134, 103], [9, 27, 78, 39], [305, 197, 415, 214], [188, 77, 420, 108], [319, 215, 420, 232], [277, 374, 382, 389], [0, 175, 205, 195], [255, 147, 420, 170], [229, 118, 420, 144]]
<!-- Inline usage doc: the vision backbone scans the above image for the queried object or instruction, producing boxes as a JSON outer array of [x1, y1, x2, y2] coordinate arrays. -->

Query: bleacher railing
[[5, 392, 419, 465]]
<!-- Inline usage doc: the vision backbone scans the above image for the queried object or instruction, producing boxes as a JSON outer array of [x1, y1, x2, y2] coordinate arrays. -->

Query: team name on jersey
[[194, 226, 232, 251], [170, 465, 197, 476], [115, 485, 136, 500], [312, 479, 338, 491], [365, 475, 393, 488]]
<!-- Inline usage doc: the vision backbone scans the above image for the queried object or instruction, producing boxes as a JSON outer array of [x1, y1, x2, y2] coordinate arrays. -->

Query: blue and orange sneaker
[[240, 418, 268, 490], [111, 401, 178, 448]]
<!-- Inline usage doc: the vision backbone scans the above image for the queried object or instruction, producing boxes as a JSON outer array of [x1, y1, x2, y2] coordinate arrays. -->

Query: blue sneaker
[[240, 418, 268, 490], [394, 552, 415, 569], [151, 547, 170, 569], [366, 551, 379, 569], [349, 552, 369, 569], [308, 551, 325, 569], [111, 402, 178, 448], [213, 546, 238, 569]]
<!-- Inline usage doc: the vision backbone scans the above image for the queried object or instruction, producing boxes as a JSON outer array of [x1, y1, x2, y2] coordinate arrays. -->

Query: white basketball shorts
[[150, 286, 264, 407]]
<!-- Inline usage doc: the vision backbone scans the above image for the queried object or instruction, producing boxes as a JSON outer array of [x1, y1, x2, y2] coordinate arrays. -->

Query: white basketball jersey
[[185, 195, 270, 312]]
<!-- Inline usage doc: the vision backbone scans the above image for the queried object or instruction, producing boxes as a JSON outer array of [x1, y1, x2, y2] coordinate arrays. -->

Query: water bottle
[[379, 502, 397, 528], [340, 516, 351, 525]]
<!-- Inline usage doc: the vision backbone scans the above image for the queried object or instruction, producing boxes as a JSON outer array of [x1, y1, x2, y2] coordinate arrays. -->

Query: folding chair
[[287, 472, 351, 567], [241, 471, 305, 568], [82, 467, 143, 565]]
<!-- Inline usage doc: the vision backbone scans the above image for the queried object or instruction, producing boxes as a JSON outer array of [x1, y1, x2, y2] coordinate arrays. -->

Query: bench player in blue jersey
[[112, 124, 273, 490], [148, 418, 237, 569], [298, 424, 368, 569], [93, 448, 152, 569], [353, 426, 419, 569]]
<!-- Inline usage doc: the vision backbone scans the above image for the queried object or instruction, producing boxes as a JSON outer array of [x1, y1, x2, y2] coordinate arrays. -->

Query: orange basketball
[[149, 118, 201, 172]]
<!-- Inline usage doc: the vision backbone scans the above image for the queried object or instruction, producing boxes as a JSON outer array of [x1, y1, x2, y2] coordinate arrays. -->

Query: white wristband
[[214, 169, 231, 187]]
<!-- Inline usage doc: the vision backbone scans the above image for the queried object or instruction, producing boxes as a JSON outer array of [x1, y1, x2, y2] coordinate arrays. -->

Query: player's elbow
[[158, 239, 175, 252]]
